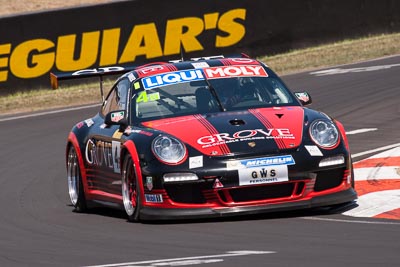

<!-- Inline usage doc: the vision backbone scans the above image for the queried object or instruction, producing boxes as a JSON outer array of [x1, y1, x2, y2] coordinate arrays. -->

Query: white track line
[[368, 146, 400, 158], [0, 104, 100, 122], [85, 251, 276, 267], [346, 128, 377, 135], [352, 143, 400, 159], [302, 216, 400, 225]]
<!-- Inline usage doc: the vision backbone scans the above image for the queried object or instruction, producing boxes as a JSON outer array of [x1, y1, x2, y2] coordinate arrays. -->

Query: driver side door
[[85, 78, 130, 202]]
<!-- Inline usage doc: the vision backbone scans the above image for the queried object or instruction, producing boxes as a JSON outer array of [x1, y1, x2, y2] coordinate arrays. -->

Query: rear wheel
[[122, 154, 141, 222], [67, 146, 87, 212]]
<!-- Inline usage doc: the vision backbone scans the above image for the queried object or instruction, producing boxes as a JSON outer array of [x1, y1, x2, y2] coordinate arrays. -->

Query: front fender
[[334, 120, 350, 152], [66, 132, 89, 196], [121, 140, 145, 203]]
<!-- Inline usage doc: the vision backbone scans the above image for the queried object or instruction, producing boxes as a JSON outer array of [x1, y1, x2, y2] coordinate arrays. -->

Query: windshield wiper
[[203, 79, 226, 111]]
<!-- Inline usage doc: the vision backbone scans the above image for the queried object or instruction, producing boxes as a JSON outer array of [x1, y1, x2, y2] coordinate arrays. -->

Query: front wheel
[[350, 159, 355, 189], [67, 146, 87, 212], [121, 154, 141, 222]]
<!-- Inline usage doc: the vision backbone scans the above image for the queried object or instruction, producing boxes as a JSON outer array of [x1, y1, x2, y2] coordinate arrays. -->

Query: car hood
[[141, 107, 305, 156]]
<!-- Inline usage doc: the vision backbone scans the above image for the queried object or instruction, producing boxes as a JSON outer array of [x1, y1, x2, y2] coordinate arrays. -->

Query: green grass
[[1, 32, 400, 116], [261, 33, 400, 74]]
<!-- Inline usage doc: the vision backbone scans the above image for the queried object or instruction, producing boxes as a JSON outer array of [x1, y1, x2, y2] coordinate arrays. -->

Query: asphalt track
[[0, 55, 400, 267]]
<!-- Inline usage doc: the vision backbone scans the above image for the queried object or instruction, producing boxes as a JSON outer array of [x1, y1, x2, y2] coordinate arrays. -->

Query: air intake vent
[[229, 119, 245, 126]]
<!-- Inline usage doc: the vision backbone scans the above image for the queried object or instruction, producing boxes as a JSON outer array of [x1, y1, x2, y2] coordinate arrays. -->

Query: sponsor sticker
[[124, 126, 153, 136], [84, 118, 94, 127], [213, 178, 224, 189], [295, 92, 310, 103], [227, 155, 295, 170], [189, 156, 203, 169], [128, 73, 136, 82], [85, 139, 121, 174], [146, 176, 153, 191], [112, 129, 123, 139], [203, 65, 268, 79], [76, 121, 84, 129], [142, 69, 204, 89], [228, 156, 294, 186], [136, 65, 168, 77], [228, 58, 258, 64], [197, 128, 294, 148], [72, 66, 125, 76], [305, 145, 323, 156], [238, 165, 288, 186], [192, 62, 209, 68], [111, 141, 121, 173], [145, 194, 163, 203], [134, 82, 141, 90], [111, 111, 124, 122]]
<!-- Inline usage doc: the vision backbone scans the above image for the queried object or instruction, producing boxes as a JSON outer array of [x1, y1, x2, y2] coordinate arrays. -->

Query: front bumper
[[139, 188, 357, 220], [139, 148, 355, 220]]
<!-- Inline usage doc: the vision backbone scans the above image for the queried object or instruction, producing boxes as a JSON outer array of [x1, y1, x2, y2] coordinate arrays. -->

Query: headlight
[[152, 135, 186, 164], [309, 120, 339, 148], [319, 155, 345, 167]]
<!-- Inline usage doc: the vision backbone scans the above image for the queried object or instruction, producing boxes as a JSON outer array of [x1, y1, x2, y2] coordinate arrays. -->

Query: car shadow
[[68, 201, 359, 224], [144, 201, 359, 225]]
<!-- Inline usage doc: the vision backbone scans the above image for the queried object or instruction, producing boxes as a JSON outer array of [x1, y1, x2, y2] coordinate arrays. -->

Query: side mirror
[[294, 92, 312, 106], [105, 110, 128, 129]]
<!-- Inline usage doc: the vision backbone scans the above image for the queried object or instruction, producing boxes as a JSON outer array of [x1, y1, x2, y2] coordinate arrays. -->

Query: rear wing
[[50, 65, 137, 102]]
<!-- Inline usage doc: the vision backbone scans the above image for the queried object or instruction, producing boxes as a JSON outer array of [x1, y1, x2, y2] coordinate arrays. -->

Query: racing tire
[[122, 154, 141, 222], [67, 146, 87, 212]]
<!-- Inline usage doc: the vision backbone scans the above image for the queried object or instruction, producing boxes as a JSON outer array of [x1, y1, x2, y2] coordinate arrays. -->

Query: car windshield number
[[238, 165, 288, 186]]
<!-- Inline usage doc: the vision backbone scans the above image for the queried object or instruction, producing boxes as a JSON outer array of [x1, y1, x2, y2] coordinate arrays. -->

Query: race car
[[52, 54, 357, 222]]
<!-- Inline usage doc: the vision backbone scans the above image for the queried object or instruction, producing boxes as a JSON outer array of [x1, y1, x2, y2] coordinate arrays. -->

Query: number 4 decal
[[136, 91, 160, 103], [112, 141, 121, 173]]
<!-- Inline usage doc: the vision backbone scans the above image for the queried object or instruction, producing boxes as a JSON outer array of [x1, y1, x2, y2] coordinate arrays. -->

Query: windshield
[[132, 76, 299, 122]]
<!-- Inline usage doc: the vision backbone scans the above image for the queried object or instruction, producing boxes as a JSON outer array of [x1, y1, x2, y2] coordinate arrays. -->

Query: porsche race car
[[52, 54, 357, 222]]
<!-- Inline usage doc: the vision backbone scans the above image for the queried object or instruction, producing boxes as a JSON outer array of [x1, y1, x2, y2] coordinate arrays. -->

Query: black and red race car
[[52, 55, 357, 222]]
